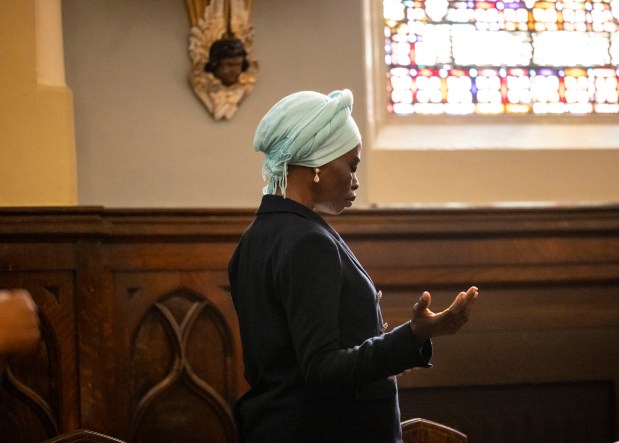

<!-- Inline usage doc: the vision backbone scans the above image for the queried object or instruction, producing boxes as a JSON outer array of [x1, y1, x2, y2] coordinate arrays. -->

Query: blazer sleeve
[[276, 230, 431, 395]]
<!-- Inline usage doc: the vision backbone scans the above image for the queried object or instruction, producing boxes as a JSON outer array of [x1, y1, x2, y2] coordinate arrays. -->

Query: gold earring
[[313, 168, 320, 183]]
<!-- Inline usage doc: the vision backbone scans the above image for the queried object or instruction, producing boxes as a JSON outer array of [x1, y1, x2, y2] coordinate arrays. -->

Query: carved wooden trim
[[1, 204, 618, 237]]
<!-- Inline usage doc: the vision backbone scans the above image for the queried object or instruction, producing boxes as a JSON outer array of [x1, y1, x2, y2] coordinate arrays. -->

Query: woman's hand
[[0, 289, 41, 354], [409, 286, 478, 345]]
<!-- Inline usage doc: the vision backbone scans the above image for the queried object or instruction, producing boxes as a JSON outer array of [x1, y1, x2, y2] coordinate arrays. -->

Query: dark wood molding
[[1, 204, 618, 238]]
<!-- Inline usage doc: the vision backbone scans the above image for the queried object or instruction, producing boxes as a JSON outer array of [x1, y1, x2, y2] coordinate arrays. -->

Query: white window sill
[[375, 122, 619, 150]]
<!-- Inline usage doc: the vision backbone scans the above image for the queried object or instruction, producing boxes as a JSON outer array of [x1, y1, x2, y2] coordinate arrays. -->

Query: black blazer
[[228, 195, 432, 443]]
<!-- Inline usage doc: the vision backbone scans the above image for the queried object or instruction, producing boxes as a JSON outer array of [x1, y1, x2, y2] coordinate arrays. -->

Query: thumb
[[413, 291, 431, 315]]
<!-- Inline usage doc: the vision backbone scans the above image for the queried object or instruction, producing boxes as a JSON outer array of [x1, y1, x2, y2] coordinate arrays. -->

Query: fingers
[[449, 286, 478, 309], [465, 286, 479, 300], [438, 286, 479, 334], [411, 286, 479, 340], [462, 286, 478, 317]]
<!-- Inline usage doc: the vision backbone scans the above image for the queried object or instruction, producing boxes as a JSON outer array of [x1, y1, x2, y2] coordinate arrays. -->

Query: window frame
[[363, 0, 619, 151]]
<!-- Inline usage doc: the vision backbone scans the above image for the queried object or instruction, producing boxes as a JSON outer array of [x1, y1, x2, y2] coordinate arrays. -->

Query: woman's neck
[[276, 166, 315, 210]]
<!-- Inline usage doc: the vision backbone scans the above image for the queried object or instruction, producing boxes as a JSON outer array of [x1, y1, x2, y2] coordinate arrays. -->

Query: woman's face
[[313, 144, 361, 215]]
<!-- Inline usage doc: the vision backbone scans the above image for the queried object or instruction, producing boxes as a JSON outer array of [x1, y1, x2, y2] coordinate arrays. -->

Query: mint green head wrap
[[253, 89, 362, 197]]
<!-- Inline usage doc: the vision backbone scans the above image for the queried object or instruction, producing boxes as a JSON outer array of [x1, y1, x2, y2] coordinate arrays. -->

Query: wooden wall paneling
[[388, 285, 619, 385], [74, 239, 120, 436], [0, 244, 80, 442], [398, 381, 615, 443], [104, 241, 244, 443], [1, 205, 618, 442]]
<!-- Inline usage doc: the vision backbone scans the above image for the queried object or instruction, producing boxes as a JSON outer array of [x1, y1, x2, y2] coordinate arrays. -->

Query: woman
[[228, 89, 478, 442]]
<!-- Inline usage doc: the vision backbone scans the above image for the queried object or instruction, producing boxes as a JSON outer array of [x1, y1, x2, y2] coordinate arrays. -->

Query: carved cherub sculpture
[[186, 0, 258, 120], [205, 38, 249, 86]]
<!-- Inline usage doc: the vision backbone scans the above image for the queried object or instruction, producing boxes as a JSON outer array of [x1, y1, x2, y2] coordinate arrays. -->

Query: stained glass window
[[383, 0, 619, 114]]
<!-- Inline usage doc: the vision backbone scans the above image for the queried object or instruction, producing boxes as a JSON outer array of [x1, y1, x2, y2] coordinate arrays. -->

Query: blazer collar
[[257, 195, 372, 284], [256, 194, 341, 239]]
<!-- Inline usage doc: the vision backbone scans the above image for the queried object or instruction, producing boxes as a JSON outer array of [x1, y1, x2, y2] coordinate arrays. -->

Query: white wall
[[62, 0, 367, 207], [63, 0, 619, 208]]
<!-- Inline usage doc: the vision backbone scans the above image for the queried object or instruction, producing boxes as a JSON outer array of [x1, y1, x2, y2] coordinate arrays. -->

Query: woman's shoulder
[[255, 210, 327, 232], [255, 212, 339, 248]]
